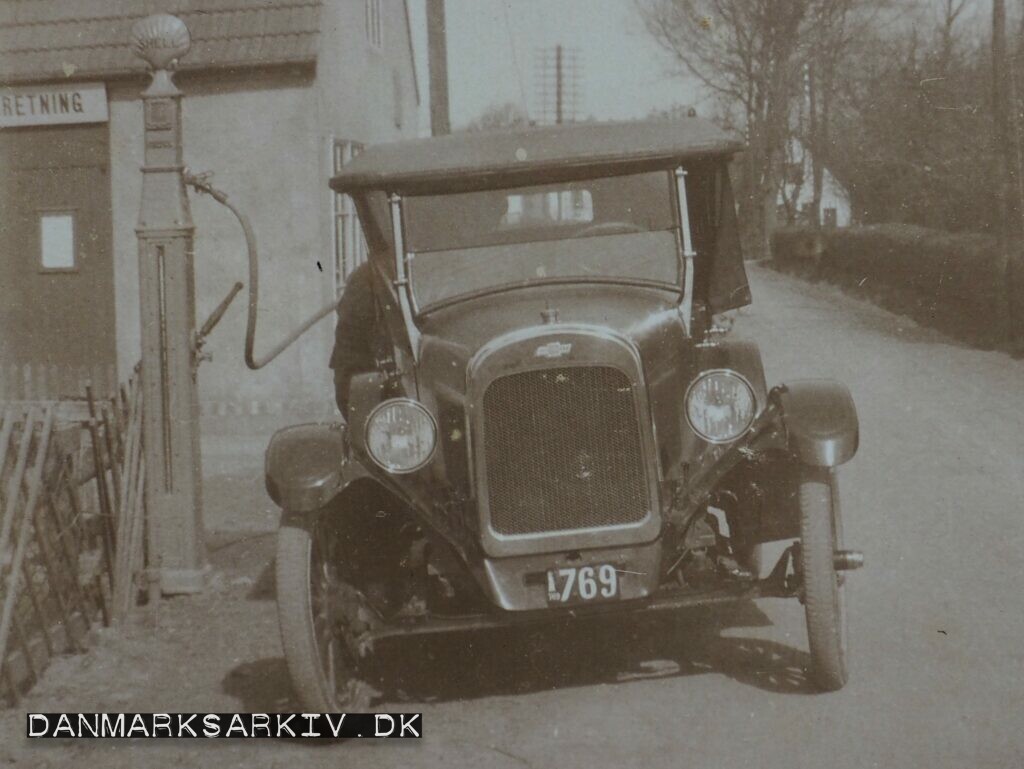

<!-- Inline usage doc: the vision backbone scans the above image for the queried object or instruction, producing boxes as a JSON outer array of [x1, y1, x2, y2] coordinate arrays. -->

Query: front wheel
[[276, 512, 372, 710], [797, 467, 848, 692]]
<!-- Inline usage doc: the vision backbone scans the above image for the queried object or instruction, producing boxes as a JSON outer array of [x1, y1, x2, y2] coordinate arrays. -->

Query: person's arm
[[330, 262, 378, 415]]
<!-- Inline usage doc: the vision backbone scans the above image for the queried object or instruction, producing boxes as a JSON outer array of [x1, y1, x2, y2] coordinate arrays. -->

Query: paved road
[[3, 265, 1023, 768]]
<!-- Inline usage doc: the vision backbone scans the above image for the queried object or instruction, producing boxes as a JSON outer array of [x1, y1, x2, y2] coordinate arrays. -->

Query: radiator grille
[[482, 365, 650, 535]]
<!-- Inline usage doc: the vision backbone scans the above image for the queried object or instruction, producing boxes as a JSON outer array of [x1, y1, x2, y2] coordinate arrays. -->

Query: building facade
[[0, 0, 420, 412]]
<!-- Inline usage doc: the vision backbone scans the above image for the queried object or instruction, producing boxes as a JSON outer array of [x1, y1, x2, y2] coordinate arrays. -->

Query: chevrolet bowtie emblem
[[535, 341, 572, 359]]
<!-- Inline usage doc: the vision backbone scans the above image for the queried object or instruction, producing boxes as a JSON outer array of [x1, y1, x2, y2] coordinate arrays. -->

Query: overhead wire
[[500, 0, 531, 120]]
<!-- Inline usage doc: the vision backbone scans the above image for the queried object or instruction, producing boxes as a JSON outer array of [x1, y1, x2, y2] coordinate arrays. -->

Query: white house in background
[[778, 138, 852, 227]]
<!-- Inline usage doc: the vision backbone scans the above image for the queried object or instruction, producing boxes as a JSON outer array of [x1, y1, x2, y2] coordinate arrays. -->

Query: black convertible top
[[330, 118, 742, 195]]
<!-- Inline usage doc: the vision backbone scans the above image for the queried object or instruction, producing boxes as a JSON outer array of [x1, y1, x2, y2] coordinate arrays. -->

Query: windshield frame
[[383, 163, 699, 360], [398, 169, 687, 316]]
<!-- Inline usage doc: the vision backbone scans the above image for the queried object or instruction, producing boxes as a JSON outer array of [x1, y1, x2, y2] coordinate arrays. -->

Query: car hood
[[416, 283, 694, 444], [419, 284, 683, 374]]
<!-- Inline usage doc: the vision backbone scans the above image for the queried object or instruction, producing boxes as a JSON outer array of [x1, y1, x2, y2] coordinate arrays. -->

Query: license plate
[[546, 564, 619, 604]]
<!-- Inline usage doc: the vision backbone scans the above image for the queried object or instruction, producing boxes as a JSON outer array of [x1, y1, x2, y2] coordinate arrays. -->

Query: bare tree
[[463, 102, 530, 133], [637, 0, 876, 248], [802, 0, 862, 227], [937, 0, 968, 71], [638, 0, 824, 255]]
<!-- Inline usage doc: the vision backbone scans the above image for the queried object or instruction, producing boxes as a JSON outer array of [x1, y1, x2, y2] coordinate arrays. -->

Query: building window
[[365, 0, 383, 49], [39, 211, 75, 270], [333, 140, 367, 293]]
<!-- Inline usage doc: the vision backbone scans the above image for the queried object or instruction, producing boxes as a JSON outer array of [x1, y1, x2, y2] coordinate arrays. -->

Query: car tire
[[277, 511, 372, 711], [798, 467, 848, 692]]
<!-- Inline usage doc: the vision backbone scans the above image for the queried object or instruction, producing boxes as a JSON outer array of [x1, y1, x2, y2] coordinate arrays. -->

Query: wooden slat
[[112, 385, 142, 622], [0, 408, 38, 567], [84, 386, 116, 588], [18, 559, 53, 659], [121, 462, 146, 621], [43, 467, 94, 639], [32, 494, 80, 652], [0, 407, 14, 477], [0, 407, 54, 667], [100, 406, 122, 528], [9, 612, 38, 688], [2, 658, 19, 706], [0, 401, 94, 425], [107, 395, 124, 462]]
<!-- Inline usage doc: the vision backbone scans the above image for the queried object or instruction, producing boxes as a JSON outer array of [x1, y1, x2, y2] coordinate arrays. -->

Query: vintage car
[[265, 119, 862, 709]]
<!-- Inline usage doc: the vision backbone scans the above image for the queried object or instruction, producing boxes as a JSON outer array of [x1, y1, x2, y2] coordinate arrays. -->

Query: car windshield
[[403, 171, 681, 311]]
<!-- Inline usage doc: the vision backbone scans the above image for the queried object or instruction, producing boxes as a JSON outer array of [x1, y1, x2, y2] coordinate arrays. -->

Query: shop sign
[[0, 82, 108, 128]]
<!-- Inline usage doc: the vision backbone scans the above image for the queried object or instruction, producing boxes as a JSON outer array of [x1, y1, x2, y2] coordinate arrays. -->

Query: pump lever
[[195, 281, 244, 358]]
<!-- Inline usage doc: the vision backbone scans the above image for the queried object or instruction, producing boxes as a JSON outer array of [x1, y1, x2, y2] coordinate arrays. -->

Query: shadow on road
[[222, 600, 814, 711], [223, 658, 298, 712]]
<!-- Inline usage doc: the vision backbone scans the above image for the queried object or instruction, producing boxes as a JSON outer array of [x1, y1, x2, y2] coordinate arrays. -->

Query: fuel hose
[[184, 171, 337, 370]]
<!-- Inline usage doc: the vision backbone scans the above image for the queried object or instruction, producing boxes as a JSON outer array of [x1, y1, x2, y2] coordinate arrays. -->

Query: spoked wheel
[[276, 512, 372, 711], [797, 467, 848, 692]]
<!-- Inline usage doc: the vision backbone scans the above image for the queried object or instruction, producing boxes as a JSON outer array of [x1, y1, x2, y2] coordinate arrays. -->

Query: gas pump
[[130, 15, 336, 595]]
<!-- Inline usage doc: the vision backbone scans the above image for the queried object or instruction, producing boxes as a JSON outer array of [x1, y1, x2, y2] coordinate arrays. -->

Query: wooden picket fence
[[0, 363, 117, 403], [0, 372, 147, 706]]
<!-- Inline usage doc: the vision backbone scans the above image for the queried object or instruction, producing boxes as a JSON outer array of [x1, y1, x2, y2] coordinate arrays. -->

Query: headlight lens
[[365, 398, 437, 473], [685, 370, 756, 444]]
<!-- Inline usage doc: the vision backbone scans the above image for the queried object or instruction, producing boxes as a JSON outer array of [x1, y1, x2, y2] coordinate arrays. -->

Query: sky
[[406, 0, 707, 133], [404, 0, 992, 136]]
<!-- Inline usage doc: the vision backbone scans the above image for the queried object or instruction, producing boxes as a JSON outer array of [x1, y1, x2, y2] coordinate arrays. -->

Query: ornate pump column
[[130, 14, 205, 594]]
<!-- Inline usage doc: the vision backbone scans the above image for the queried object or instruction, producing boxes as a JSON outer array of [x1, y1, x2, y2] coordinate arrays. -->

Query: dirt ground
[[1, 264, 1022, 768]]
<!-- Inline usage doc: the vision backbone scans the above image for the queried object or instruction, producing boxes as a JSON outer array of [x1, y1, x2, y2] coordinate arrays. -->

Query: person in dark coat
[[329, 260, 379, 416]]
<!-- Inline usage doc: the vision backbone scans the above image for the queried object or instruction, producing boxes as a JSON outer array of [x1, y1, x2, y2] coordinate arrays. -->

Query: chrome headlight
[[365, 398, 437, 473], [685, 369, 756, 444]]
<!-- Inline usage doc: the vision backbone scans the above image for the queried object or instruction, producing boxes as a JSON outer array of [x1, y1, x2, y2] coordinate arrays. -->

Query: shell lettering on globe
[[130, 14, 191, 70]]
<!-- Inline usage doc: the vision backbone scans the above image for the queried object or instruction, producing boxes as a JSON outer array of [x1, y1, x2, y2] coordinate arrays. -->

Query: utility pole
[[426, 0, 451, 135], [130, 14, 206, 595], [534, 46, 582, 125], [555, 44, 563, 125], [993, 0, 1019, 345], [994, 0, 1011, 229]]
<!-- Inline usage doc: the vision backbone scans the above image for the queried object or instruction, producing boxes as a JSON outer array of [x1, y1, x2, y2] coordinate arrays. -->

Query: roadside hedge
[[770, 224, 1024, 348]]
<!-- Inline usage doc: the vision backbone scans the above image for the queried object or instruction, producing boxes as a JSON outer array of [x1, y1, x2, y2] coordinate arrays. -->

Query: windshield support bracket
[[389, 192, 422, 362], [674, 166, 697, 336]]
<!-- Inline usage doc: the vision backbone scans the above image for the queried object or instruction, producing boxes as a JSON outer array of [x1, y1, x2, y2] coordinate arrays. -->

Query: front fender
[[265, 423, 369, 512], [777, 380, 859, 466]]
